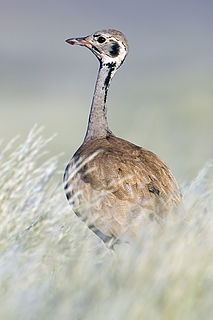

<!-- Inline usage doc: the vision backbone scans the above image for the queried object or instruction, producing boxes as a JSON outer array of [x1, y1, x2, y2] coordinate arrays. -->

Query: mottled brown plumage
[[64, 134, 181, 241], [64, 29, 182, 244]]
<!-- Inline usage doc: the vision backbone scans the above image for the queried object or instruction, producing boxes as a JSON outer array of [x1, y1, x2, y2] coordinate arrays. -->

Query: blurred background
[[1, 0, 213, 184]]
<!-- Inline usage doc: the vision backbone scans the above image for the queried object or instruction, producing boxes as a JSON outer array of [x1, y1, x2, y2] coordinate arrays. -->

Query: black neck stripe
[[104, 62, 116, 88], [103, 62, 116, 104]]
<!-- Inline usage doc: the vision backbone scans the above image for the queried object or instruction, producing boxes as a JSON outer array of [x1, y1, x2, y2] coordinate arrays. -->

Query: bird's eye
[[97, 36, 106, 43]]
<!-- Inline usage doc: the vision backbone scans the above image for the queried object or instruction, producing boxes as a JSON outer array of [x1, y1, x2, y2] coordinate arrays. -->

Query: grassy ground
[[0, 127, 212, 320]]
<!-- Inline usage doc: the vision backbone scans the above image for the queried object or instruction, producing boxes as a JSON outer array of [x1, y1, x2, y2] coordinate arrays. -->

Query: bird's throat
[[84, 62, 117, 143]]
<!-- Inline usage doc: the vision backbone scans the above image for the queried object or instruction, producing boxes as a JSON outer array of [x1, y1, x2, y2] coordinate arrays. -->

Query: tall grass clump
[[0, 126, 212, 320]]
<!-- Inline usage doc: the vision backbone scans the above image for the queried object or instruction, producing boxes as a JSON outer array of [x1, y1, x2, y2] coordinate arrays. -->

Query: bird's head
[[66, 29, 129, 69]]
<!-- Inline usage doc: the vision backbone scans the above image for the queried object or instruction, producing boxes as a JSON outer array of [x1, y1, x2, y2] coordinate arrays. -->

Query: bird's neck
[[84, 62, 117, 143]]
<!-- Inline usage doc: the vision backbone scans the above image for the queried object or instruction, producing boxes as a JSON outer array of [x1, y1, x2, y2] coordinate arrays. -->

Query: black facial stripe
[[109, 42, 120, 57], [92, 45, 101, 53]]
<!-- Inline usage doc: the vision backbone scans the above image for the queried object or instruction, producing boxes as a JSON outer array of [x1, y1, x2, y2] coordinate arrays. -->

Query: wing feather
[[73, 135, 181, 208]]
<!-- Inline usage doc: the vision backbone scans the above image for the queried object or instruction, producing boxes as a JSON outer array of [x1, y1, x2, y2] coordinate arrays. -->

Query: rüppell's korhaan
[[64, 29, 182, 246]]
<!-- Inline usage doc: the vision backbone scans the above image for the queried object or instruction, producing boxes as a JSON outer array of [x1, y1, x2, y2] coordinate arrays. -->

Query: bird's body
[[64, 29, 181, 244]]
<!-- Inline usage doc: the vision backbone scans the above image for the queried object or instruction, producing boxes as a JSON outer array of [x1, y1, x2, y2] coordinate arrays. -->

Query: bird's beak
[[65, 36, 91, 47]]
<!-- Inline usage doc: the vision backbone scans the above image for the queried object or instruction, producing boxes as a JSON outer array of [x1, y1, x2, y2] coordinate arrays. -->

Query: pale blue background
[[1, 0, 213, 182]]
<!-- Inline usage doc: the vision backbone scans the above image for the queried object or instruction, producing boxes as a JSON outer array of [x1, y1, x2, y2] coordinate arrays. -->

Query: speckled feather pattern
[[64, 135, 182, 241]]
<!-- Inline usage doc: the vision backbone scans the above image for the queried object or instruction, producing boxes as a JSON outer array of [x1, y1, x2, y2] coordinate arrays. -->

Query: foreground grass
[[0, 127, 212, 320]]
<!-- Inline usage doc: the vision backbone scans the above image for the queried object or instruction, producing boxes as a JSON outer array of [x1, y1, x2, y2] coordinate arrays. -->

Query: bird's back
[[64, 134, 181, 241]]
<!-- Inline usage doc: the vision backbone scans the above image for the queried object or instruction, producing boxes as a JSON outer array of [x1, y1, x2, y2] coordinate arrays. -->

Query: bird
[[64, 29, 182, 245]]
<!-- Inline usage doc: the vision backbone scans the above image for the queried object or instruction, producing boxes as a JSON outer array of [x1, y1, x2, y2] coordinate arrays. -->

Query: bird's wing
[[77, 144, 181, 209]]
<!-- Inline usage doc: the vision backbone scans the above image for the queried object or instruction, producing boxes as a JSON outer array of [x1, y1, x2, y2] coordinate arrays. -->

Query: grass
[[0, 126, 212, 320]]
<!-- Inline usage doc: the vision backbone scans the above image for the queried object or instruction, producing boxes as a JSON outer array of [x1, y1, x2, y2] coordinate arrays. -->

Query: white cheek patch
[[106, 39, 127, 66], [92, 33, 128, 66]]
